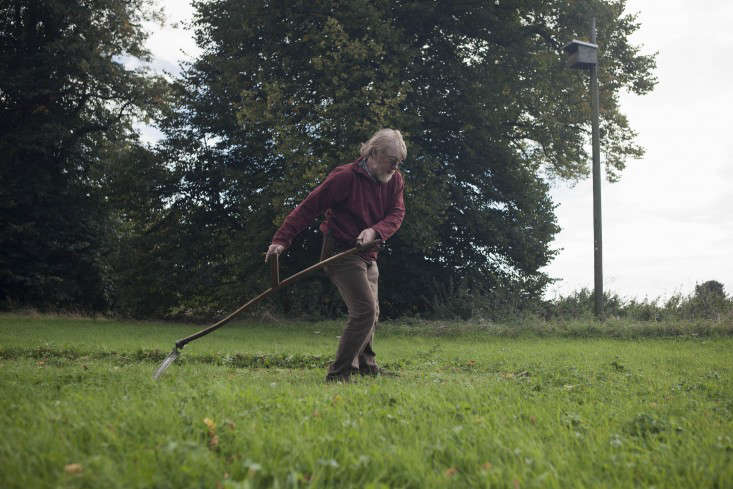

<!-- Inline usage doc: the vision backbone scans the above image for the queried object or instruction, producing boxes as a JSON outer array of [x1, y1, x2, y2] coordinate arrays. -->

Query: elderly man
[[265, 128, 406, 383]]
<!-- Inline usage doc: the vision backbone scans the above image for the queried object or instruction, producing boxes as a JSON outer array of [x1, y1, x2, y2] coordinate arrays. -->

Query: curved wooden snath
[[153, 238, 382, 380]]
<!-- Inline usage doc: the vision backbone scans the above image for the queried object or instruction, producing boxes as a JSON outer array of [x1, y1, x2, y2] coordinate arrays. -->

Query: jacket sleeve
[[271, 169, 351, 248], [371, 175, 405, 241]]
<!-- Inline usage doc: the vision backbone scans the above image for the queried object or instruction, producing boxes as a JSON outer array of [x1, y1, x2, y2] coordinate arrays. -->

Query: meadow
[[1, 314, 731, 488]]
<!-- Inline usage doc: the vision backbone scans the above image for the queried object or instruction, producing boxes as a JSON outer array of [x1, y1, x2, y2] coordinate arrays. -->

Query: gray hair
[[359, 128, 407, 161]]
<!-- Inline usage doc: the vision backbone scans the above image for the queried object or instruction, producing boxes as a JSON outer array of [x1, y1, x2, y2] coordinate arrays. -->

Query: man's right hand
[[265, 243, 284, 263]]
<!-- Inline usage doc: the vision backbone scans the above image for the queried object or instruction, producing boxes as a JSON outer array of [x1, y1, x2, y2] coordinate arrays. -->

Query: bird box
[[564, 40, 598, 69]]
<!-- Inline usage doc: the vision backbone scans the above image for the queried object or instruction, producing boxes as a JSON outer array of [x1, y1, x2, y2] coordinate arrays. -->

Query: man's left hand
[[356, 228, 377, 245]]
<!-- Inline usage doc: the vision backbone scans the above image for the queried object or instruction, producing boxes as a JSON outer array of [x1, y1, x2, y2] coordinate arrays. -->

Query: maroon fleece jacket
[[271, 158, 405, 261]]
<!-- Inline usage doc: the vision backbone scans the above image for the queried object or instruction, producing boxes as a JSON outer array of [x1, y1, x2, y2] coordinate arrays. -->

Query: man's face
[[370, 152, 402, 183]]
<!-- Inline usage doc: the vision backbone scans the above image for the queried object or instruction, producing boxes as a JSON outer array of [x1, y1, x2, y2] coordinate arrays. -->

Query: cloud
[[144, 2, 201, 75]]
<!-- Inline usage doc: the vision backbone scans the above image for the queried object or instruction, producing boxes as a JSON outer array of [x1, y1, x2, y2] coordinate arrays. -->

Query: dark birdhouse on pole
[[564, 20, 604, 319], [564, 40, 598, 69]]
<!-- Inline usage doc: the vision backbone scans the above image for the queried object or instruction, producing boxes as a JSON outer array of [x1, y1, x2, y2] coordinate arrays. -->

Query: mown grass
[[1, 314, 732, 488]]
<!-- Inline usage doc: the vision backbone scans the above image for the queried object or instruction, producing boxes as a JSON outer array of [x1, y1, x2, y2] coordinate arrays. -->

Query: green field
[[1, 314, 732, 488]]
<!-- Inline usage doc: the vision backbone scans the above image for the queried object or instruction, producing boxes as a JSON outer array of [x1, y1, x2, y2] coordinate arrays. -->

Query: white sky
[[545, 0, 733, 300], [143, 1, 732, 301]]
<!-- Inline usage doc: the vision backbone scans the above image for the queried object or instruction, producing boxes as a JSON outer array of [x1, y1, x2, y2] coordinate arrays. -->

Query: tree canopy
[[149, 0, 655, 318], [0, 0, 656, 318], [0, 0, 167, 309]]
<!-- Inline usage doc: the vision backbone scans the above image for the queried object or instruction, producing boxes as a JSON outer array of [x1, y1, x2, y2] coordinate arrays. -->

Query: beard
[[375, 170, 395, 184]]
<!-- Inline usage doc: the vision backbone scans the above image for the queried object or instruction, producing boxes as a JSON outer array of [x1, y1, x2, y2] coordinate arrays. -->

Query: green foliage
[[686, 280, 730, 319], [0, 0, 168, 310], [545, 281, 733, 322], [150, 0, 655, 318], [102, 143, 182, 317], [0, 0, 657, 318]]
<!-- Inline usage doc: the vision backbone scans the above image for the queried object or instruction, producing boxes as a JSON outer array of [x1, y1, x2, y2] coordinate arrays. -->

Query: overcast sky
[[545, 0, 733, 300], [143, 1, 732, 301]]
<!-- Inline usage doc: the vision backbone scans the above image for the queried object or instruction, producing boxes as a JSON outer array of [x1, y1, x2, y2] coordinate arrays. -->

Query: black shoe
[[325, 367, 359, 383], [325, 373, 349, 383]]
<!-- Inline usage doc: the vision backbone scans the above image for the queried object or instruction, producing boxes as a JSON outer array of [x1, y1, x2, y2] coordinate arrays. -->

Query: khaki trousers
[[322, 239, 379, 376]]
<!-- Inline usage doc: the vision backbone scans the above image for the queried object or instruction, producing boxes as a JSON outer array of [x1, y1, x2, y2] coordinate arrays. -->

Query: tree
[[686, 280, 731, 320], [0, 0, 167, 310], [156, 0, 656, 318], [101, 142, 181, 317]]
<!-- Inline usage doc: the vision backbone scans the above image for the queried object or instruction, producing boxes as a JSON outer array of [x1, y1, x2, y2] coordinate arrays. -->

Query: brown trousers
[[321, 235, 379, 376]]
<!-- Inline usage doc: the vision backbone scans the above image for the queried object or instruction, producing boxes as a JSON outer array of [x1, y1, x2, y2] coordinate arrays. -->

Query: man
[[265, 128, 406, 383]]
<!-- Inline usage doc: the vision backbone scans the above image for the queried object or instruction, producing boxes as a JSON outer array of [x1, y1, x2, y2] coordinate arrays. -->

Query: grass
[[1, 314, 732, 488]]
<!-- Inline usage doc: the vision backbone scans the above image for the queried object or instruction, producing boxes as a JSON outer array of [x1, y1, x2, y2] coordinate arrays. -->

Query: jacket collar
[[353, 157, 377, 182]]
